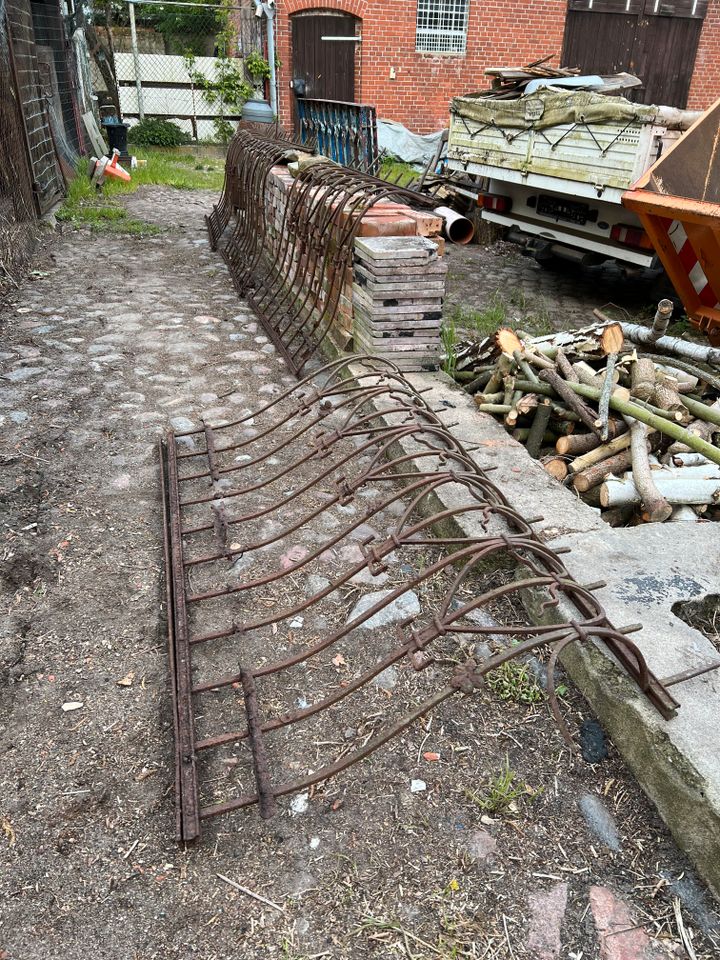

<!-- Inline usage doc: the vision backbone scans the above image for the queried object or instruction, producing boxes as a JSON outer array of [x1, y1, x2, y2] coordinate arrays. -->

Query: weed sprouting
[[486, 659, 544, 705], [465, 756, 542, 814]]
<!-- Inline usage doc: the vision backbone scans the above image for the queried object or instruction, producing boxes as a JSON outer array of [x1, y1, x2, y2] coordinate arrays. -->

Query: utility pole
[[128, 0, 145, 121]]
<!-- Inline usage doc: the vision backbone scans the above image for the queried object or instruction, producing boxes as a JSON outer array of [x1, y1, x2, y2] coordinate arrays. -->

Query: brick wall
[[275, 0, 720, 134], [687, 1, 720, 109], [276, 0, 568, 133]]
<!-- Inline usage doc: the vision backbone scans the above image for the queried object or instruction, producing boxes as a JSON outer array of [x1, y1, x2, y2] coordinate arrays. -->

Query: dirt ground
[[1, 187, 719, 960]]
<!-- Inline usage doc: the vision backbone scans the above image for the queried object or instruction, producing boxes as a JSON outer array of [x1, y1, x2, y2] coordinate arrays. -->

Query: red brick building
[[274, 0, 720, 134]]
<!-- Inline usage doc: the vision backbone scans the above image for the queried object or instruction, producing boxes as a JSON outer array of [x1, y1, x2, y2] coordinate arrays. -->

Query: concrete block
[[354, 236, 439, 261], [354, 251, 448, 282], [405, 210, 444, 237]]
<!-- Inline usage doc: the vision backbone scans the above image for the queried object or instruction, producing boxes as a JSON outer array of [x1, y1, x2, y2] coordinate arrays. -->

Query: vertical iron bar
[[240, 667, 278, 818], [165, 433, 200, 841]]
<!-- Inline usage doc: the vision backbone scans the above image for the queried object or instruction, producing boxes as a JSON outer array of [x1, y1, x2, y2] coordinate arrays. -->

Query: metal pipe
[[433, 205, 474, 244], [264, 4, 277, 118], [128, 1, 144, 122]]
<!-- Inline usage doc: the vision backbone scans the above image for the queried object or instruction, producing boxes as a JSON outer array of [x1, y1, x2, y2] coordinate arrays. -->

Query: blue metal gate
[[297, 98, 378, 172]]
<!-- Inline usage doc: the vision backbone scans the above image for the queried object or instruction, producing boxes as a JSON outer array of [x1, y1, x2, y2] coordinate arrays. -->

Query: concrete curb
[[346, 360, 720, 900]]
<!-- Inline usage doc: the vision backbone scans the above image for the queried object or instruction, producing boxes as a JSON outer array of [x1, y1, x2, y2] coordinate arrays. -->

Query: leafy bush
[[128, 118, 190, 147], [244, 50, 270, 82]]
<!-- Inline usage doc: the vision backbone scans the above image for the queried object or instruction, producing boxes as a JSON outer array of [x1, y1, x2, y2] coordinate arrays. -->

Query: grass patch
[[378, 156, 419, 187], [57, 147, 225, 235], [446, 289, 555, 345], [486, 659, 544, 705], [465, 756, 542, 814], [447, 292, 507, 338], [440, 313, 458, 377]]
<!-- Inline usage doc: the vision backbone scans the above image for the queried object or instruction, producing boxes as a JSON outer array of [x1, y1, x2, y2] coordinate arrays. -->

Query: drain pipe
[[254, 0, 277, 118]]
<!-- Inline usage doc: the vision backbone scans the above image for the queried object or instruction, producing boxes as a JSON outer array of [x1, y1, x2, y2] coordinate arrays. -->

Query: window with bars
[[416, 0, 470, 54]]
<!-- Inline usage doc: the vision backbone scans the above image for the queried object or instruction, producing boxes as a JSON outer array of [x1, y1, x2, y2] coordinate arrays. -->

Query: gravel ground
[[1, 187, 719, 960], [442, 240, 674, 330]]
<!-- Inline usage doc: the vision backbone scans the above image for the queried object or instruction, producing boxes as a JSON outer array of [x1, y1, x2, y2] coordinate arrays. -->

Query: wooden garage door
[[562, 0, 708, 108]]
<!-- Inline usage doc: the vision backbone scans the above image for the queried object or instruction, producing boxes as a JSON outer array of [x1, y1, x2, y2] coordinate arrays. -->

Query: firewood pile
[[450, 302, 720, 525]]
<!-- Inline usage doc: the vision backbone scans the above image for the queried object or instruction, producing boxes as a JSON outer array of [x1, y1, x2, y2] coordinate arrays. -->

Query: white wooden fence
[[115, 52, 241, 140]]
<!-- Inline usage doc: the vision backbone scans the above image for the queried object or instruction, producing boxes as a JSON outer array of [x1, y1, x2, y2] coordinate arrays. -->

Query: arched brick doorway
[[290, 10, 360, 110]]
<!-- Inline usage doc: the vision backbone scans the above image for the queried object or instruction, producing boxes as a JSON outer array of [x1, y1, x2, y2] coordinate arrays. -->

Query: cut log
[[638, 352, 720, 393], [512, 349, 539, 384], [648, 298, 674, 343], [603, 506, 636, 526], [495, 327, 523, 356], [599, 322, 624, 355], [623, 416, 672, 522], [465, 369, 494, 394], [526, 400, 552, 459], [573, 361, 604, 389], [631, 358, 656, 401], [600, 468, 720, 507], [668, 452, 713, 467], [523, 350, 555, 371], [598, 352, 618, 440], [556, 423, 624, 457], [556, 348, 579, 382], [538, 369, 602, 437], [568, 427, 641, 473], [666, 398, 720, 455], [516, 393, 539, 415], [653, 371, 690, 422], [572, 447, 635, 492], [619, 321, 720, 367], [669, 505, 700, 522], [542, 456, 569, 481]]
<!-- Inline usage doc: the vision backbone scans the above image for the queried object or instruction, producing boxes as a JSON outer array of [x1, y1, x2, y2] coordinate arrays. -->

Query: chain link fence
[[91, 0, 267, 142]]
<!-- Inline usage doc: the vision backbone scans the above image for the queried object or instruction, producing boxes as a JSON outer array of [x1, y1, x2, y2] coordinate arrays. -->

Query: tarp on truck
[[450, 90, 659, 132]]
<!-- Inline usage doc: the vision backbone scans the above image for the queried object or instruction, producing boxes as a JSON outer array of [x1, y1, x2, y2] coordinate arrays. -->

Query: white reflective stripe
[[668, 221, 687, 253], [688, 260, 708, 293]]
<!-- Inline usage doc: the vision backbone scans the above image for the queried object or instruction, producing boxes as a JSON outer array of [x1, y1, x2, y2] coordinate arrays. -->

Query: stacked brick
[[261, 164, 448, 366], [352, 236, 447, 371]]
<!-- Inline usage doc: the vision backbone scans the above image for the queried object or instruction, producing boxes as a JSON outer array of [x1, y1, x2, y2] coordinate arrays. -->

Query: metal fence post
[[128, 0, 145, 121]]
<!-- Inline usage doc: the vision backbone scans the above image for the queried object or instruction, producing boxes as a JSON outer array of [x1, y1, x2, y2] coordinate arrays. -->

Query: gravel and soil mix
[[0, 187, 718, 959]]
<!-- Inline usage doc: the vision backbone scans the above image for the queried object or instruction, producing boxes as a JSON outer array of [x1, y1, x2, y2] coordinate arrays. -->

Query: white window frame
[[416, 0, 470, 54]]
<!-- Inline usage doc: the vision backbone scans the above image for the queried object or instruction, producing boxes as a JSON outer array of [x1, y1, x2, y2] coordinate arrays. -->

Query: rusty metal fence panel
[[207, 128, 436, 376], [160, 357, 678, 841]]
